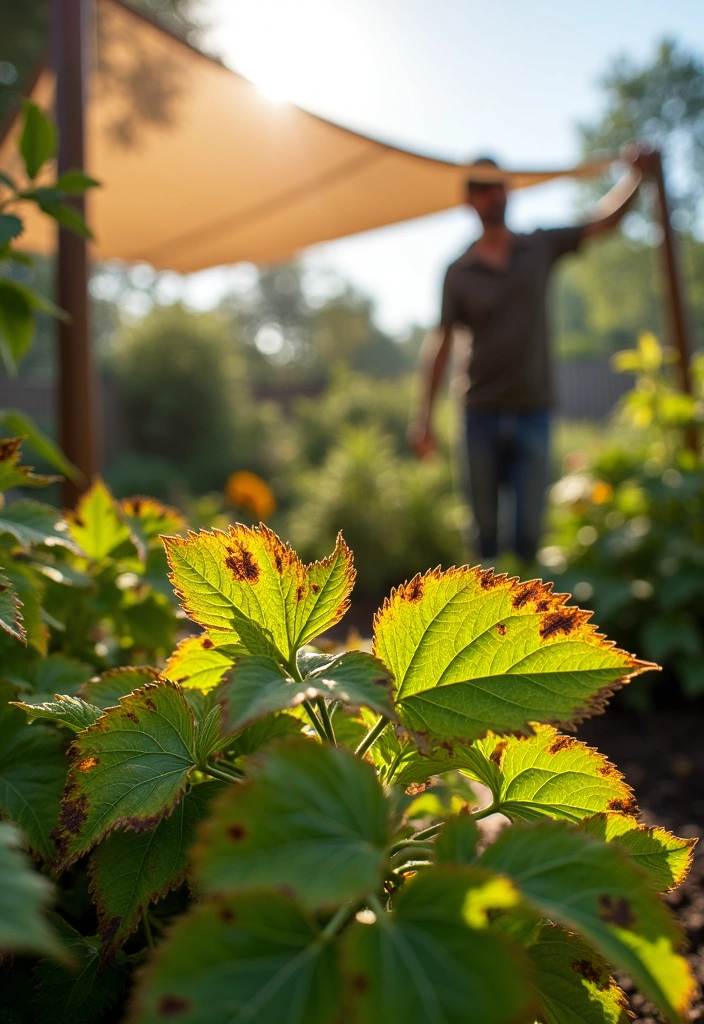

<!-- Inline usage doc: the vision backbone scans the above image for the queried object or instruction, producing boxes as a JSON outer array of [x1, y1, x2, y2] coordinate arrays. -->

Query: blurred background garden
[[2, 0, 704, 709]]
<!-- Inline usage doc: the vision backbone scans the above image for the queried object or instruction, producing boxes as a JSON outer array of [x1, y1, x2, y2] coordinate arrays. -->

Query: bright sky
[[183, 0, 704, 333]]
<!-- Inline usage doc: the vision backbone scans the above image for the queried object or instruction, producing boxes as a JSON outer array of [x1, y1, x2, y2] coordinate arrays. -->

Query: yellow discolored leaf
[[162, 634, 240, 692], [373, 566, 654, 742], [580, 812, 696, 893], [163, 525, 355, 664]]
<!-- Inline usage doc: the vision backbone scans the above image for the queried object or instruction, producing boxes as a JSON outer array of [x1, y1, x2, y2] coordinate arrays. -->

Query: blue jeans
[[463, 409, 551, 563]]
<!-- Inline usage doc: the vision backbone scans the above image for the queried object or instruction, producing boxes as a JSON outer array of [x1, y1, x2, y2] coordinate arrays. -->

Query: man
[[409, 148, 652, 564]]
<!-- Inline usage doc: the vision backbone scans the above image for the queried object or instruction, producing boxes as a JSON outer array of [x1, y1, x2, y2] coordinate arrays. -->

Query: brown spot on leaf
[[219, 907, 236, 923], [227, 823, 247, 841], [224, 545, 260, 582], [125, 711, 139, 723], [145, 698, 157, 711], [548, 735, 575, 755], [129, 813, 166, 835], [571, 958, 604, 986], [311, 583, 320, 593], [202, 637, 214, 649], [598, 895, 636, 929], [99, 916, 122, 946], [76, 756, 100, 773], [404, 577, 424, 602], [608, 796, 638, 815], [350, 974, 370, 993], [536, 600, 549, 612], [478, 569, 501, 589], [512, 581, 542, 609], [57, 784, 89, 837], [296, 585, 305, 603], [489, 740, 507, 765], [274, 553, 283, 572], [129, 499, 142, 515], [540, 609, 580, 640], [72, 515, 86, 529], [497, 623, 507, 636], [157, 995, 191, 1017]]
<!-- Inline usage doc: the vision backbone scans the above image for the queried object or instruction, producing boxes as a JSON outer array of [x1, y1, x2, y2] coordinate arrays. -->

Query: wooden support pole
[[52, 0, 99, 505]]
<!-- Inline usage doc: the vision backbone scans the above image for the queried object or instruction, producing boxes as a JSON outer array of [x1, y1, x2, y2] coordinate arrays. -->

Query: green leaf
[[67, 478, 134, 561], [462, 725, 638, 823], [78, 666, 160, 709], [53, 681, 197, 870], [529, 923, 631, 1024], [163, 525, 355, 663], [35, 195, 93, 239], [218, 651, 395, 736], [580, 813, 696, 893], [4, 561, 48, 653], [32, 915, 129, 1023], [0, 435, 58, 490], [0, 279, 34, 374], [0, 213, 23, 246], [0, 681, 67, 862], [11, 694, 103, 732], [0, 408, 81, 482], [341, 866, 531, 1024], [226, 711, 303, 759], [89, 782, 224, 960], [0, 570, 25, 642], [19, 101, 57, 179], [54, 169, 101, 194], [373, 568, 653, 742], [120, 591, 176, 654], [163, 634, 237, 692], [480, 820, 695, 1024], [19, 653, 95, 703], [435, 811, 480, 863], [0, 822, 58, 956], [193, 704, 224, 762], [0, 499, 81, 553], [194, 739, 390, 910], [128, 890, 340, 1024]]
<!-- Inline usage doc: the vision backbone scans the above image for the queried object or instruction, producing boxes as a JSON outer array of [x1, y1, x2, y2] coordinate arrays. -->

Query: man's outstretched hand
[[407, 419, 436, 458]]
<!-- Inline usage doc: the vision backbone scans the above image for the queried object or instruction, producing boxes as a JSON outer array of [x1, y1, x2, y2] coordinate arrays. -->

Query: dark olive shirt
[[441, 226, 586, 410]]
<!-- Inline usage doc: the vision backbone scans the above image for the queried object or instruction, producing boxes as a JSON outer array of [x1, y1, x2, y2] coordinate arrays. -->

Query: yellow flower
[[591, 480, 613, 505], [225, 471, 276, 520]]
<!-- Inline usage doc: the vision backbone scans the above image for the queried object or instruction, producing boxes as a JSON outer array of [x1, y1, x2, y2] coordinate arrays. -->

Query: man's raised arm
[[407, 324, 454, 458], [582, 146, 656, 240]]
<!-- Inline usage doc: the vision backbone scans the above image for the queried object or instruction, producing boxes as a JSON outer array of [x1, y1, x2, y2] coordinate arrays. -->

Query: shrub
[[0, 449, 696, 1024]]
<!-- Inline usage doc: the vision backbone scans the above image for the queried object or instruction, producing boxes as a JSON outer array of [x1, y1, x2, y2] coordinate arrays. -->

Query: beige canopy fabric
[[0, 0, 616, 272]]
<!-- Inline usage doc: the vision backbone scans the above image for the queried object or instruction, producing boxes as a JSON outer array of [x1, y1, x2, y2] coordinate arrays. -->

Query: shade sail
[[0, 0, 615, 272]]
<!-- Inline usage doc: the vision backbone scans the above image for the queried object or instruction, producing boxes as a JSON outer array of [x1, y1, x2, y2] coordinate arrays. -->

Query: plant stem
[[218, 758, 246, 777], [316, 696, 336, 746], [205, 761, 244, 785], [472, 801, 499, 821], [321, 902, 353, 940], [393, 859, 432, 872], [143, 911, 154, 949], [388, 822, 442, 857], [302, 699, 329, 742], [385, 742, 410, 784], [355, 716, 389, 758]]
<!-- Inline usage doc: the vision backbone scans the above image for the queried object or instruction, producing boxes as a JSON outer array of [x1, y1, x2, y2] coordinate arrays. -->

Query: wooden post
[[651, 150, 693, 397], [51, 0, 98, 505]]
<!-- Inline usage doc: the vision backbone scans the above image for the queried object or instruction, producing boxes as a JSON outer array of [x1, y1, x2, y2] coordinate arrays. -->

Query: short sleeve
[[440, 267, 462, 326], [542, 225, 587, 264]]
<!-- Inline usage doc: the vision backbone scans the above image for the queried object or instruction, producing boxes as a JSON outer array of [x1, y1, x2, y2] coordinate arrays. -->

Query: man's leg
[[511, 412, 551, 563], [464, 409, 500, 560]]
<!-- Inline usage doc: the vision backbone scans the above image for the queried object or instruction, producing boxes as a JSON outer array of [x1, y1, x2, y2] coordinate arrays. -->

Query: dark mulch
[[578, 706, 704, 1023]]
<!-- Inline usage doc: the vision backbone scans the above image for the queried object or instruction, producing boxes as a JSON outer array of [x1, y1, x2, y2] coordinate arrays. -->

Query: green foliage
[[0, 505, 695, 1022], [548, 334, 704, 700]]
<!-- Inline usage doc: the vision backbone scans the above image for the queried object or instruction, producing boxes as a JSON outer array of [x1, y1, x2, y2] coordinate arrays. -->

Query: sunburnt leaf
[[218, 651, 395, 736], [0, 822, 58, 956], [480, 820, 695, 1024], [162, 634, 238, 692], [127, 890, 341, 1024], [341, 866, 533, 1024], [11, 693, 103, 732], [66, 478, 134, 561], [373, 567, 654, 742], [528, 923, 631, 1024], [0, 435, 57, 491], [32, 915, 129, 1023], [194, 739, 390, 910], [462, 725, 638, 823], [52, 681, 197, 870], [89, 782, 225, 960], [0, 682, 67, 861], [580, 813, 696, 893], [163, 525, 354, 663], [78, 666, 160, 709], [121, 496, 186, 549]]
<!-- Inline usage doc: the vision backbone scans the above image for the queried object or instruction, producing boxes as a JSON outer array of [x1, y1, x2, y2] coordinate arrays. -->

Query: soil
[[578, 707, 704, 1023]]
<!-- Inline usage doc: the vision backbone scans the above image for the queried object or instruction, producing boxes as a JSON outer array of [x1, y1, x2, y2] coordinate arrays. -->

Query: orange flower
[[591, 480, 613, 505], [225, 471, 276, 520]]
